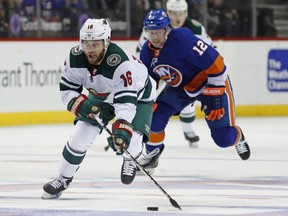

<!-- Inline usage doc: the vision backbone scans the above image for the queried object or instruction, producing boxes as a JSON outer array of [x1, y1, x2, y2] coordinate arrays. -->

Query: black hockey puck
[[147, 207, 159, 211]]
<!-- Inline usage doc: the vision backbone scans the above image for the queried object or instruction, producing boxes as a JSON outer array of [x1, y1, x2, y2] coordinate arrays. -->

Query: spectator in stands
[[207, 0, 240, 37], [257, 8, 277, 37], [0, 2, 9, 37], [86, 0, 109, 18], [131, 0, 148, 36], [187, 0, 206, 22], [61, 0, 88, 35], [9, 10, 21, 36], [146, 0, 162, 10], [21, 0, 36, 21], [54, 0, 66, 9]]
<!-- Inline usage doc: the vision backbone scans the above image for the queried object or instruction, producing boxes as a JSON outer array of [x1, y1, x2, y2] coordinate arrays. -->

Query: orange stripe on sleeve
[[184, 54, 225, 93], [149, 131, 165, 143], [205, 54, 225, 76], [184, 71, 207, 92]]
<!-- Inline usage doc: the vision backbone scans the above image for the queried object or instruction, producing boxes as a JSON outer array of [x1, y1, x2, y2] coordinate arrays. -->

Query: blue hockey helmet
[[143, 9, 170, 31]]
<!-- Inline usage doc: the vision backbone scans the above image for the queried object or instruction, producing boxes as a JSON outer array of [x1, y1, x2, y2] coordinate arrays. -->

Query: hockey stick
[[93, 114, 181, 210]]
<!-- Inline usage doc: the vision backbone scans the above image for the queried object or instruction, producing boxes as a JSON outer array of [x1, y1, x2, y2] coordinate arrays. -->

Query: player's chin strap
[[93, 114, 181, 210]]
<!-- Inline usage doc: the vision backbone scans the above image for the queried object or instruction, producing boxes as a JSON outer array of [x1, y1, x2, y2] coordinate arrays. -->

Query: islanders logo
[[153, 65, 182, 87]]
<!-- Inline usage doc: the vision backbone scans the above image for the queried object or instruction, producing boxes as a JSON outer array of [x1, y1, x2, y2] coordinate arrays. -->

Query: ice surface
[[0, 117, 288, 215]]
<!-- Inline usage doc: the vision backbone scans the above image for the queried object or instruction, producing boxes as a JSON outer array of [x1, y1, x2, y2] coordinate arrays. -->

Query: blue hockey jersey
[[140, 27, 227, 97]]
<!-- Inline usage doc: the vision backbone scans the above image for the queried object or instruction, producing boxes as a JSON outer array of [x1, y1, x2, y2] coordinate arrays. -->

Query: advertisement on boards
[[267, 49, 288, 92]]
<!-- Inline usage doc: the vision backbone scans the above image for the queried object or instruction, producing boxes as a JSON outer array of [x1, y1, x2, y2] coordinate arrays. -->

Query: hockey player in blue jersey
[[136, 0, 215, 148], [138, 9, 250, 173]]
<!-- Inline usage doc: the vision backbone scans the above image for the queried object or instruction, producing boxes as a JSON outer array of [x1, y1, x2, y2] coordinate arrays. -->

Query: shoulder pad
[[191, 19, 202, 27]]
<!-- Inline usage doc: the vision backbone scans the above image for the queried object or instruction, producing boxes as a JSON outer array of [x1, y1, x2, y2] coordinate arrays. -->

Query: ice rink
[[1, 117, 288, 216]]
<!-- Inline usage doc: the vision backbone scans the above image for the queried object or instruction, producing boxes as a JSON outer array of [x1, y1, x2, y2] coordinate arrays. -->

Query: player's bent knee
[[68, 121, 101, 152], [211, 126, 238, 148], [125, 131, 143, 159]]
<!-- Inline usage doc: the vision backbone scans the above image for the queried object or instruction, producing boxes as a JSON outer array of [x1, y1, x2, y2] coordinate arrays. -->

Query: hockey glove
[[202, 85, 225, 121], [109, 119, 133, 155], [87, 93, 115, 124], [67, 94, 100, 118]]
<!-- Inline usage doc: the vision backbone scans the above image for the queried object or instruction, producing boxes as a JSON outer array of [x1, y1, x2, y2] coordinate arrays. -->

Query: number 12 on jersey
[[193, 40, 208, 56]]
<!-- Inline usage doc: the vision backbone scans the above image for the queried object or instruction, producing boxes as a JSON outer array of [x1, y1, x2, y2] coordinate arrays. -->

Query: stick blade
[[170, 198, 182, 210]]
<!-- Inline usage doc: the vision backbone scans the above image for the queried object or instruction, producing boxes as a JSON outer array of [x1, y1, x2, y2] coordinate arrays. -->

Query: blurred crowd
[[0, 0, 280, 38]]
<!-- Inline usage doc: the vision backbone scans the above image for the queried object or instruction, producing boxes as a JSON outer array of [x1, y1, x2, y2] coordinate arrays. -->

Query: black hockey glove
[[87, 92, 115, 124]]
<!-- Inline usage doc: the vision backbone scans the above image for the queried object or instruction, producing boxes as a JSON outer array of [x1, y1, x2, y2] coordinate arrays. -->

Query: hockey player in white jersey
[[42, 18, 156, 199], [136, 0, 214, 148]]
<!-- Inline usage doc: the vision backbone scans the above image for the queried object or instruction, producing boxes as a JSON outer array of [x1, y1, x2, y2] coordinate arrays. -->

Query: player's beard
[[86, 49, 106, 65]]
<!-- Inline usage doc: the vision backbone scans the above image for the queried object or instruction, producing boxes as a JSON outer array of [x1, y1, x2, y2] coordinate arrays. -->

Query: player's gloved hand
[[87, 92, 115, 124], [108, 119, 133, 155], [202, 85, 225, 121], [67, 94, 100, 117]]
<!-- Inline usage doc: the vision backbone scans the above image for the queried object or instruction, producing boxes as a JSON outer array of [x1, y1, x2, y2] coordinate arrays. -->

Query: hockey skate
[[121, 158, 137, 185], [42, 175, 73, 199], [137, 145, 165, 175], [184, 132, 200, 148], [235, 128, 250, 160]]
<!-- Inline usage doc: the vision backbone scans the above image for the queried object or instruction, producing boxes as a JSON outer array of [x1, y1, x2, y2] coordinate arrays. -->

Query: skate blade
[[42, 191, 62, 199]]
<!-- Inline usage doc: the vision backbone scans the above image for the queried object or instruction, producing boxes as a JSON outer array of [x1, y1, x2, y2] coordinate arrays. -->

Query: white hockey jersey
[[60, 43, 156, 123]]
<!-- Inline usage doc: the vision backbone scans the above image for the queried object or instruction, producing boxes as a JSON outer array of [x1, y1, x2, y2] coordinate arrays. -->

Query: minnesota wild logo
[[71, 45, 83, 55], [107, 54, 121, 66]]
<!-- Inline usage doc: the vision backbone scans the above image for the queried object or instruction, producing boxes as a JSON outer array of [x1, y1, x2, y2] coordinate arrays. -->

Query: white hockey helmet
[[166, 0, 188, 11], [80, 18, 111, 48]]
